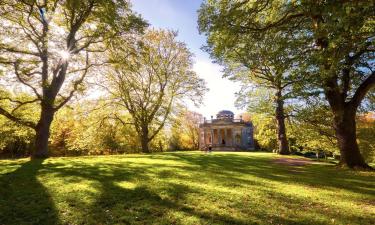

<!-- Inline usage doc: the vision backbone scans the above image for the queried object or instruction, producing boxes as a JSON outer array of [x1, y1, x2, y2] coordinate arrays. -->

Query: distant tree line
[[0, 100, 202, 158]]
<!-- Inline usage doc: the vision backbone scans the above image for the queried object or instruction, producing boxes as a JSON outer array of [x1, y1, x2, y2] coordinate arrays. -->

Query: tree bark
[[333, 108, 371, 169], [32, 105, 55, 159], [275, 90, 290, 155], [140, 126, 150, 153]]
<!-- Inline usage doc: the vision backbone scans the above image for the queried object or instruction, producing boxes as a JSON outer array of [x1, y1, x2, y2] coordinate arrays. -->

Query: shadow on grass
[[0, 159, 58, 225], [172, 152, 375, 196], [0, 152, 374, 224], [38, 160, 255, 225]]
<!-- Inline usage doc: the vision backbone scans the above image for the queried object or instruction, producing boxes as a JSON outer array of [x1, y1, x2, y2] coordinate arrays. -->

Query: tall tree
[[181, 110, 203, 150], [199, 15, 303, 154], [107, 30, 207, 153], [290, 97, 338, 155], [198, 0, 374, 169], [170, 108, 203, 150], [0, 0, 146, 158]]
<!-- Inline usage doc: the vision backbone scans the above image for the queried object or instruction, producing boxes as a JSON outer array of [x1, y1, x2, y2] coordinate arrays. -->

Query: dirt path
[[273, 157, 315, 166]]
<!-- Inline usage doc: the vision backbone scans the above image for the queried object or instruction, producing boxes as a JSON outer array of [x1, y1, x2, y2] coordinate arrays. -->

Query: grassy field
[[0, 152, 374, 225]]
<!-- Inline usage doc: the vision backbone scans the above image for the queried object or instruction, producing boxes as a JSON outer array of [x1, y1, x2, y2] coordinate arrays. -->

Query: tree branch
[[350, 71, 375, 109], [0, 97, 40, 114], [0, 106, 36, 129], [14, 62, 42, 99], [53, 52, 91, 111]]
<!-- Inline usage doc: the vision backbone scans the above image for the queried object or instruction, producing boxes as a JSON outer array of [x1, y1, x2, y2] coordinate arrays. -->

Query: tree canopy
[[106, 29, 207, 153], [0, 0, 147, 157], [198, 0, 375, 169]]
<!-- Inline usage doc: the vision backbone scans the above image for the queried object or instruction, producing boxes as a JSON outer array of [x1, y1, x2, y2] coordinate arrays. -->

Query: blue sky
[[131, 0, 242, 118]]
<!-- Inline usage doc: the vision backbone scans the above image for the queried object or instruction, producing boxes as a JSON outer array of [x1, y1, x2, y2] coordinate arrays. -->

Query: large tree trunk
[[333, 108, 370, 169], [275, 90, 290, 155], [140, 126, 150, 153], [140, 137, 149, 153], [32, 105, 55, 159]]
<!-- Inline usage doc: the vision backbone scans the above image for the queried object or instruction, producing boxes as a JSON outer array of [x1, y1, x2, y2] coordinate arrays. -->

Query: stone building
[[199, 110, 254, 151]]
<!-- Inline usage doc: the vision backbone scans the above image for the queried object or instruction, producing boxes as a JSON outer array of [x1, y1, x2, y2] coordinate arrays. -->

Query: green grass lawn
[[0, 152, 374, 225]]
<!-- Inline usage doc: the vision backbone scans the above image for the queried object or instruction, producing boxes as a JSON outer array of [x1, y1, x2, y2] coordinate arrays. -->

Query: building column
[[224, 129, 227, 146], [211, 129, 213, 145], [218, 129, 221, 145], [230, 129, 233, 146], [240, 128, 244, 147], [203, 129, 206, 147], [232, 129, 235, 146]]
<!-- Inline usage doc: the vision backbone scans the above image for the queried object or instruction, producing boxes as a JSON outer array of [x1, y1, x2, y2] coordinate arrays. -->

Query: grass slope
[[0, 152, 374, 225]]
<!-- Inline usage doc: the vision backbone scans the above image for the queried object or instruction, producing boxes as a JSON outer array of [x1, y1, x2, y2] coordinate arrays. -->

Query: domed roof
[[217, 110, 234, 115], [216, 110, 234, 119]]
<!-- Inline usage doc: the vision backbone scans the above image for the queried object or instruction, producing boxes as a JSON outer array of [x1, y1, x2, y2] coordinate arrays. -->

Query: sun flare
[[59, 50, 71, 61]]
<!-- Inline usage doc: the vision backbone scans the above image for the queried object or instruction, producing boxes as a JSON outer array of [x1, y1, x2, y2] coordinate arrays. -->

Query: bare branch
[[14, 62, 42, 99]]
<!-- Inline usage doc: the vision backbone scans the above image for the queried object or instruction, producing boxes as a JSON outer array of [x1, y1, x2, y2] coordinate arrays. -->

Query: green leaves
[[106, 29, 207, 152], [198, 0, 375, 162]]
